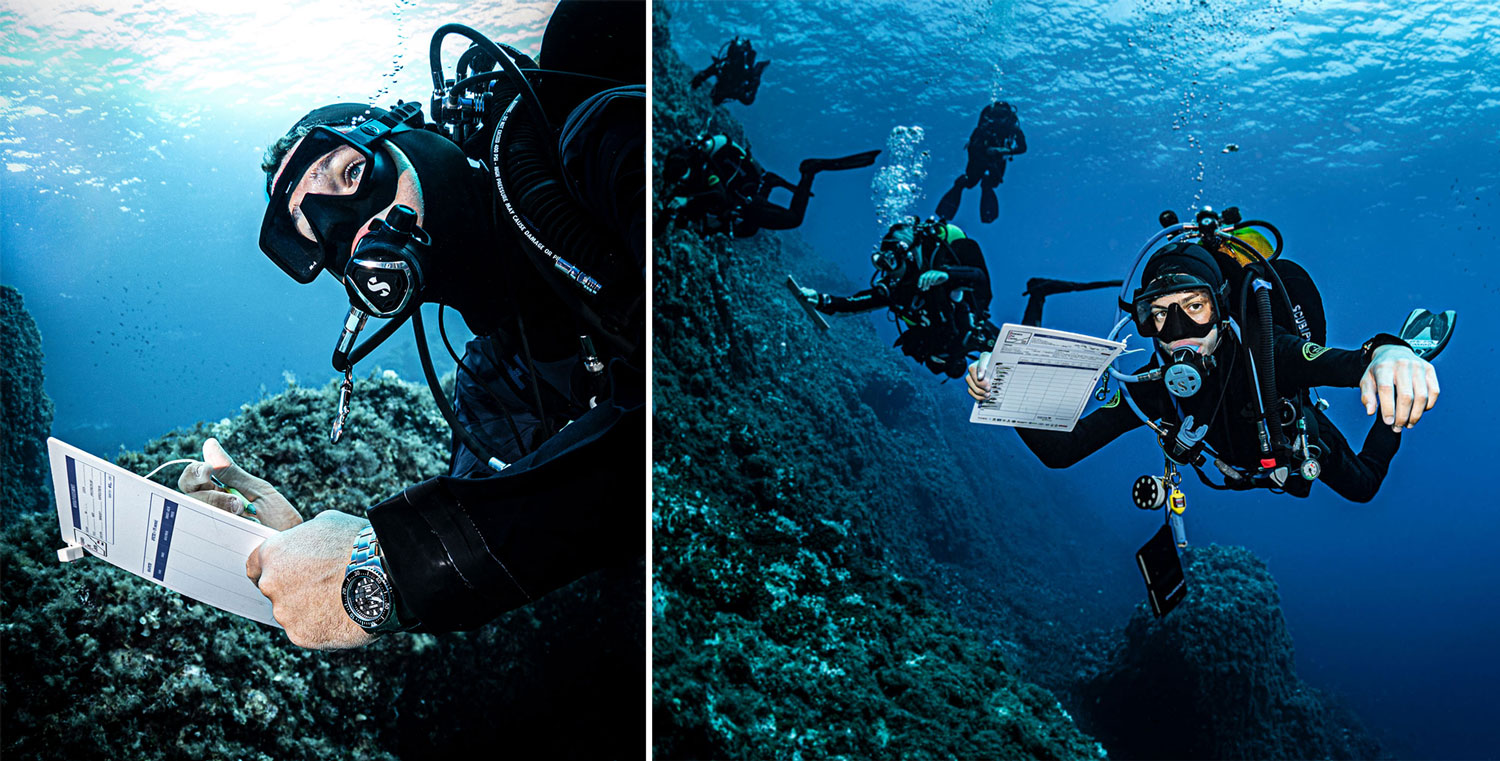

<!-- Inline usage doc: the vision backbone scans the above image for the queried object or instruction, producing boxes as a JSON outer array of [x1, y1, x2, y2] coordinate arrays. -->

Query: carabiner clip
[[331, 369, 354, 444]]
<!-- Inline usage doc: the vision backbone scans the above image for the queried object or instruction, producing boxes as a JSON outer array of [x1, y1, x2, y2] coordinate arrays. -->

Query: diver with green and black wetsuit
[[174, 0, 646, 649], [796, 218, 995, 377], [662, 134, 880, 237], [966, 207, 1452, 503], [796, 218, 1119, 378]]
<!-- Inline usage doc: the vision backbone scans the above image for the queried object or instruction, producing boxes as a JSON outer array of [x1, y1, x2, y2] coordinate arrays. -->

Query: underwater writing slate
[[46, 438, 282, 628], [969, 324, 1124, 432]]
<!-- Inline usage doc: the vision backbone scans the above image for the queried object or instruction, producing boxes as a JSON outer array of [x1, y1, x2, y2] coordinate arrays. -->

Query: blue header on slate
[[152, 500, 180, 581], [66, 457, 80, 529]]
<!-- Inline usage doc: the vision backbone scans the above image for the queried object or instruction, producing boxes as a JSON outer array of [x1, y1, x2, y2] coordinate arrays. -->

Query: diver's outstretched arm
[[810, 288, 891, 315], [966, 352, 1142, 468]]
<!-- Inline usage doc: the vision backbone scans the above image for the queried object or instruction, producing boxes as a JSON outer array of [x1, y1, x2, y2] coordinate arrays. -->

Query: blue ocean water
[[669, 0, 1498, 758], [0, 0, 562, 457]]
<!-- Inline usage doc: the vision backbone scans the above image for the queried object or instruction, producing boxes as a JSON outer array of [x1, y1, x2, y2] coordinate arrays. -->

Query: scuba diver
[[176, 0, 645, 649], [795, 218, 998, 378], [661, 134, 880, 238], [966, 206, 1452, 504], [796, 219, 1121, 378], [935, 101, 1027, 224], [690, 36, 771, 106]]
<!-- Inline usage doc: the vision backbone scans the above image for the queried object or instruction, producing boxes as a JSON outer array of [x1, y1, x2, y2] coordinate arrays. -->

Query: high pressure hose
[[412, 309, 508, 473]]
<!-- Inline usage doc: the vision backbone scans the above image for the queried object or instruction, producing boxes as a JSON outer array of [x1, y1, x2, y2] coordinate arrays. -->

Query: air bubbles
[[871, 125, 929, 229]]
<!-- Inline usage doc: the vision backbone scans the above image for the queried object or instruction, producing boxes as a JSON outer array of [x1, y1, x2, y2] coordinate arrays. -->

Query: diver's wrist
[[1362, 333, 1411, 365]]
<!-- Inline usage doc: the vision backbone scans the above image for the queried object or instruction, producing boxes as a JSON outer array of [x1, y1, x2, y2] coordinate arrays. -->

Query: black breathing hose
[[334, 313, 410, 374], [1239, 269, 1289, 455], [411, 309, 509, 472], [1253, 284, 1284, 445], [430, 23, 551, 133]]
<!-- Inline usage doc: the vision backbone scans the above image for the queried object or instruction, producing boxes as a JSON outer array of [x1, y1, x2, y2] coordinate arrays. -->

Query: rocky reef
[[1077, 545, 1385, 760], [653, 7, 1108, 758], [2, 284, 56, 521], [652, 5, 1385, 759], [1, 290, 642, 759]]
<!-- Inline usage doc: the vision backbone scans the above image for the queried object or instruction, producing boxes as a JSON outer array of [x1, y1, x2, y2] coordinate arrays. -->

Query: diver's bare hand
[[1360, 345, 1439, 432], [246, 510, 375, 650], [178, 438, 304, 530], [965, 351, 992, 402], [917, 270, 949, 291]]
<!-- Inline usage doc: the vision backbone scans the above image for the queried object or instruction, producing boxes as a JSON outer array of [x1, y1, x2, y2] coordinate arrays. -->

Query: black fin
[[799, 149, 881, 174]]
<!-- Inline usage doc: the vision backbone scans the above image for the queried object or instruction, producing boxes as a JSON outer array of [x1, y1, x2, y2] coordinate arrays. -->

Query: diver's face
[[1151, 288, 1219, 354], [273, 136, 424, 271]]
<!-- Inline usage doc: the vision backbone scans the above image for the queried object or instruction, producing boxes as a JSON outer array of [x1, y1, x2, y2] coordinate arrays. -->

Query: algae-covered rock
[[652, 6, 1106, 758], [1077, 545, 1386, 760], [1, 285, 56, 521], [3, 359, 642, 758]]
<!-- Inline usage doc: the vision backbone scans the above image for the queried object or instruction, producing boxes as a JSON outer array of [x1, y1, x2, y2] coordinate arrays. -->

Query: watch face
[[341, 567, 391, 627]]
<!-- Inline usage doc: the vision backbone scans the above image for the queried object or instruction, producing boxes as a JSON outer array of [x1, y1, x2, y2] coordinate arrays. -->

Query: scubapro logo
[[367, 277, 392, 297]]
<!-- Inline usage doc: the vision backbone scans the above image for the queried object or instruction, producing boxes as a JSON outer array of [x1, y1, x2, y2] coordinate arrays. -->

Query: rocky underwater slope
[[651, 7, 1386, 759], [0, 286, 643, 760]]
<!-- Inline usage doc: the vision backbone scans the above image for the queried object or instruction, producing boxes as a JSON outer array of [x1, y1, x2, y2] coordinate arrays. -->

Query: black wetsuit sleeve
[[938, 265, 987, 288], [366, 361, 644, 632], [1014, 390, 1144, 469], [816, 288, 892, 315], [1009, 128, 1027, 156], [1271, 330, 1397, 393]]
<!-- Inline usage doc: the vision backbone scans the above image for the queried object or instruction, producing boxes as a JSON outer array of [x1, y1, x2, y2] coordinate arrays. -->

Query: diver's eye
[[344, 158, 365, 187]]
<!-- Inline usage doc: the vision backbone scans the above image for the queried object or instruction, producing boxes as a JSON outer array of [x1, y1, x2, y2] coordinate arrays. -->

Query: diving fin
[[799, 149, 881, 175], [980, 185, 999, 223], [1398, 308, 1456, 361], [1023, 278, 1124, 297]]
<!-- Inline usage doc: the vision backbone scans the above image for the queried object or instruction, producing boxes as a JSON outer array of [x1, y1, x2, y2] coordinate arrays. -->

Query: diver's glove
[[798, 286, 820, 304], [1164, 414, 1209, 466], [917, 270, 950, 291]]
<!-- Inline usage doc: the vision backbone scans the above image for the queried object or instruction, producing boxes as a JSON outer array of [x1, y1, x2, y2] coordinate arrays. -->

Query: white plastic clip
[[57, 543, 86, 563]]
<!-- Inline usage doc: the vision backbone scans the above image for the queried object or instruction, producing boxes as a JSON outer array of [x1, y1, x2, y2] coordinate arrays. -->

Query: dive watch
[[341, 525, 406, 633]]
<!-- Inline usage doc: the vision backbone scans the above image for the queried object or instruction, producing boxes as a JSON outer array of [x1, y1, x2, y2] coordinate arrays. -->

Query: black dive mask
[[259, 102, 424, 284], [1151, 302, 1216, 344], [873, 242, 910, 278]]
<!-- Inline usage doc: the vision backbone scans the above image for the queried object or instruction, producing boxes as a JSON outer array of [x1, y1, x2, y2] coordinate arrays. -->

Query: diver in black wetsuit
[[691, 37, 771, 106], [936, 101, 1027, 224], [801, 219, 995, 377], [797, 220, 1123, 378], [662, 134, 880, 237], [177, 1, 646, 648], [966, 234, 1449, 503]]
